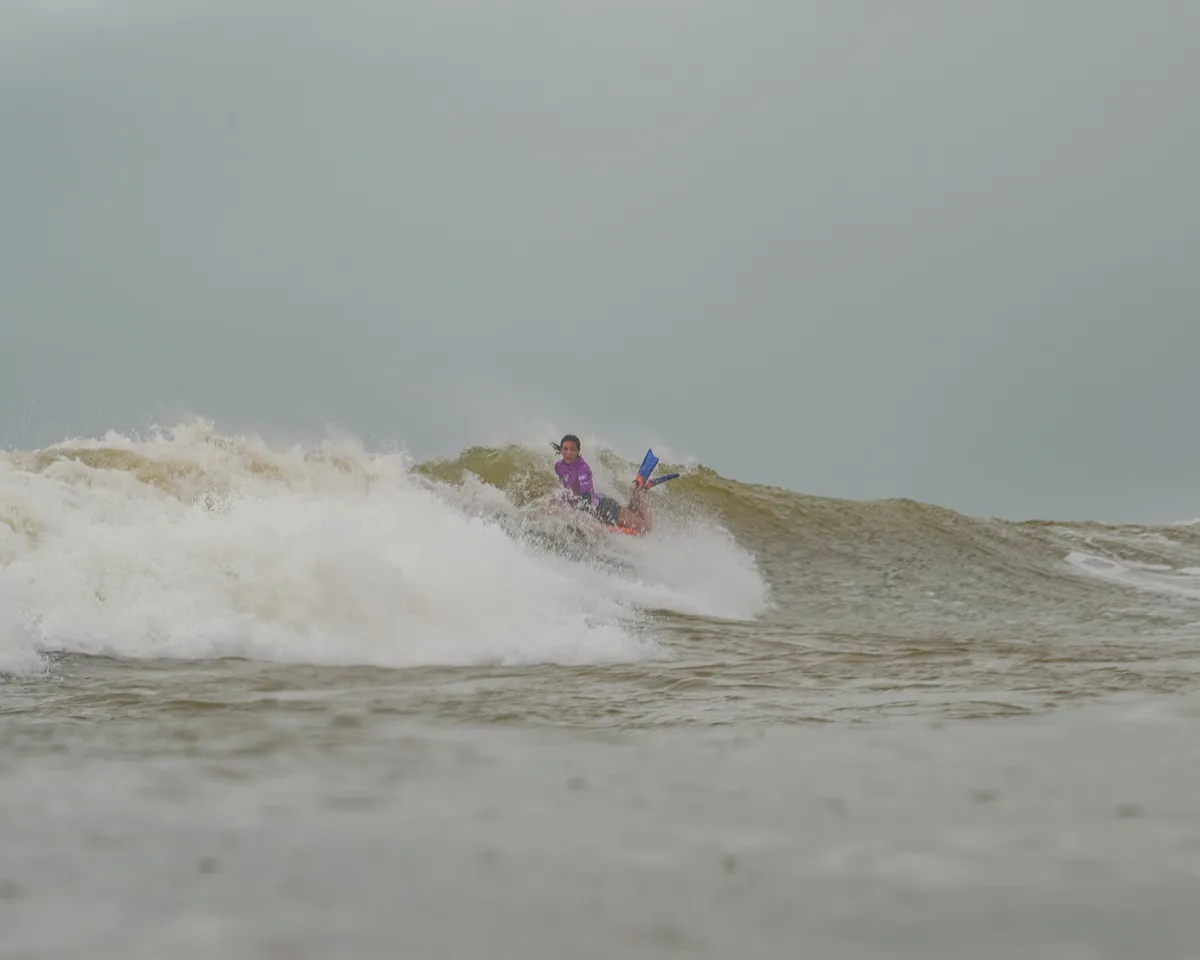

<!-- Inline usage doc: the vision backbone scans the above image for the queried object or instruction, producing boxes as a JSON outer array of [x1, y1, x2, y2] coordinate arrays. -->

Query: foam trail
[[0, 422, 661, 676], [1065, 551, 1200, 602], [598, 514, 772, 620]]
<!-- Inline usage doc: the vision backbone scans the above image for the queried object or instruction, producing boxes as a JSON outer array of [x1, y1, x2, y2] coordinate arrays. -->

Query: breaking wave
[[4, 418, 1200, 679], [0, 421, 768, 676]]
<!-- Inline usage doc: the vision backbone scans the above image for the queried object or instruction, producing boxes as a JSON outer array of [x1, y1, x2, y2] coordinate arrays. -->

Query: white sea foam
[[1064, 550, 1200, 602], [0, 421, 769, 676]]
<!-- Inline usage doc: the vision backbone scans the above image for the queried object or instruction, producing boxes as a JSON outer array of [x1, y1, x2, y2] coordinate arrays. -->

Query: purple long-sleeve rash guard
[[555, 456, 599, 510]]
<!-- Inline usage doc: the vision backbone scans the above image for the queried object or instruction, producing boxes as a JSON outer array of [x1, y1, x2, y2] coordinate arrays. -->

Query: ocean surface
[[3, 421, 1200, 959]]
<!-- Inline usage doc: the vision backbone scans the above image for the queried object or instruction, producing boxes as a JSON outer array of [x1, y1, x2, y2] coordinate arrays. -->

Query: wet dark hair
[[551, 434, 581, 454]]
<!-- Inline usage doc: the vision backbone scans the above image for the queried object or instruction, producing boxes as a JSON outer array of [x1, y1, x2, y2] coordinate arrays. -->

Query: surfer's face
[[560, 440, 579, 462]]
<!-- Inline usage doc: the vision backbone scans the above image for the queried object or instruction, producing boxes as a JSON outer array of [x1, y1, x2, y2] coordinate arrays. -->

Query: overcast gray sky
[[3, 0, 1198, 523]]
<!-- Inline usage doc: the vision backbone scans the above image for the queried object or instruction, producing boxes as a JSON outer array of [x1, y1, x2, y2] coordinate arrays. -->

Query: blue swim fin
[[636, 449, 659, 482]]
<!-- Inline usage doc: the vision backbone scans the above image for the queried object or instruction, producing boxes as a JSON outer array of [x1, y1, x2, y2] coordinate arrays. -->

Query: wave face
[[5, 420, 1200, 691], [419, 439, 1200, 624]]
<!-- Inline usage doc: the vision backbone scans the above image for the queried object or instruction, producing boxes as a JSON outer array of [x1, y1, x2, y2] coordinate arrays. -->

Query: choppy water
[[4, 421, 1200, 958]]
